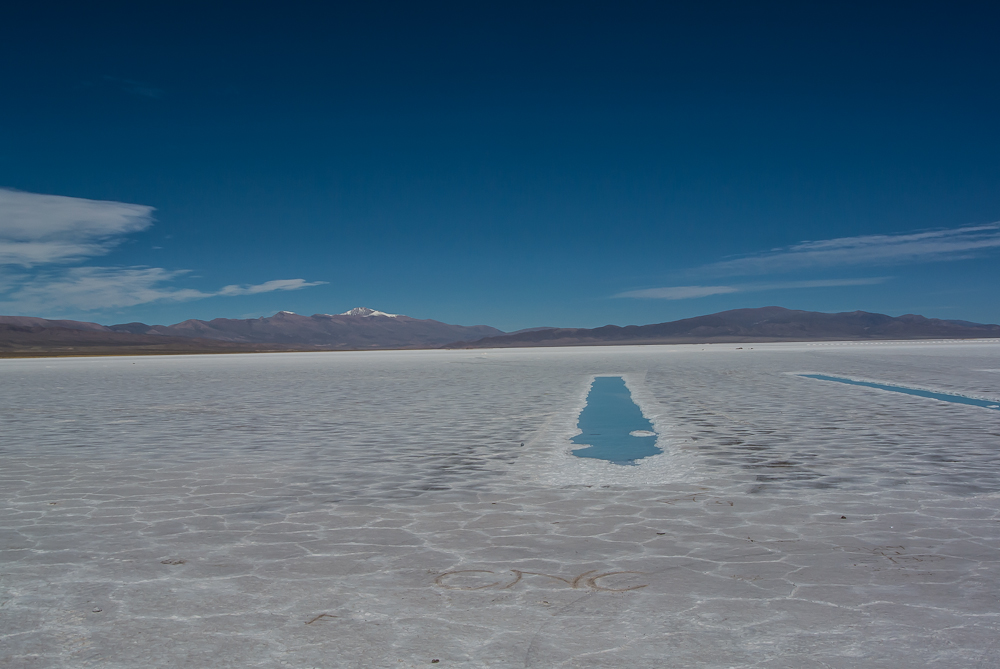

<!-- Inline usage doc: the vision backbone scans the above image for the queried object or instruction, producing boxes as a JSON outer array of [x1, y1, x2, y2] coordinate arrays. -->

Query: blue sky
[[1, 1, 998, 331]]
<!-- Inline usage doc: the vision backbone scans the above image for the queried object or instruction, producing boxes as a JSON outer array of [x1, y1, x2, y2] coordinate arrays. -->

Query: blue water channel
[[800, 374, 1000, 411], [571, 376, 662, 465]]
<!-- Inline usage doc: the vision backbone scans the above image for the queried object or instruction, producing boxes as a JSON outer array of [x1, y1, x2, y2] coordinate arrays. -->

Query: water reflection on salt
[[571, 376, 662, 465], [800, 374, 1000, 411]]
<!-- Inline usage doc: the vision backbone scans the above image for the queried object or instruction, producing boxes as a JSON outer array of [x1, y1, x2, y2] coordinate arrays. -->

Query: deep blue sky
[[1, 1, 998, 330]]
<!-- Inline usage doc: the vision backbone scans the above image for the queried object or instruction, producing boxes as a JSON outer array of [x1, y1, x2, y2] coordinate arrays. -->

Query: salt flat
[[2, 342, 1000, 668]]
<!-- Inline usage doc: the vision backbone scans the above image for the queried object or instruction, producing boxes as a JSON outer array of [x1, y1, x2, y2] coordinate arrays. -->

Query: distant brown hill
[[0, 308, 503, 357], [0, 322, 282, 357], [444, 307, 1000, 348], [109, 308, 502, 348]]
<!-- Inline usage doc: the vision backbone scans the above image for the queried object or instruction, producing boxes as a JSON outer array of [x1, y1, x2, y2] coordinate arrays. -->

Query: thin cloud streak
[[617, 285, 740, 300], [0, 267, 327, 314], [217, 279, 326, 296], [703, 224, 1000, 276], [102, 75, 165, 99], [616, 277, 888, 300]]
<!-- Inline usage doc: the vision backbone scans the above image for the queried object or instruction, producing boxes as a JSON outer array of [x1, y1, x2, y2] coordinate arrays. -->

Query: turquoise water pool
[[800, 374, 1000, 411], [571, 376, 662, 465]]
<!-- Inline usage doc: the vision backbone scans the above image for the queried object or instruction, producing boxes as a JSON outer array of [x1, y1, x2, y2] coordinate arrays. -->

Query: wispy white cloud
[[619, 224, 1000, 300], [217, 279, 326, 296], [0, 267, 203, 313], [704, 224, 1000, 276], [0, 188, 155, 266], [616, 285, 740, 300], [616, 277, 888, 300], [0, 267, 327, 314], [0, 188, 326, 314]]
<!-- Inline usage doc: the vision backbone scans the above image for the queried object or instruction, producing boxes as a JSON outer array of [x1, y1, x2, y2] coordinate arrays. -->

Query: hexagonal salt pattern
[[2, 342, 999, 667]]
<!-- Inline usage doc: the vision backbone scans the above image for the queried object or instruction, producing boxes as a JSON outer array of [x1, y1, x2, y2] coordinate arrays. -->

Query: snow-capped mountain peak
[[340, 307, 399, 318]]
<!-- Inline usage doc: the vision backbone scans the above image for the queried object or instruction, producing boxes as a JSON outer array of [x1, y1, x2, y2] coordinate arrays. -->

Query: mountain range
[[445, 307, 1000, 348], [108, 308, 502, 348], [0, 307, 501, 357], [1, 306, 997, 357]]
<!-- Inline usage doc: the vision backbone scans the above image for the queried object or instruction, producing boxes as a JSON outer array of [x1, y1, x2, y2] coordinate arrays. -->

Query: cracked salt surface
[[2, 341, 1000, 667]]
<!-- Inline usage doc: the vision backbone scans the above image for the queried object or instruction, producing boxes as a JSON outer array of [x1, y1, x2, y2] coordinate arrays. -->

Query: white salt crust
[[1, 340, 999, 667]]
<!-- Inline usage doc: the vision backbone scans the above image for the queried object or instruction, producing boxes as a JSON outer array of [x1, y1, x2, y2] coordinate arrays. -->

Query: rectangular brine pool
[[571, 376, 662, 465], [799, 374, 1000, 411]]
